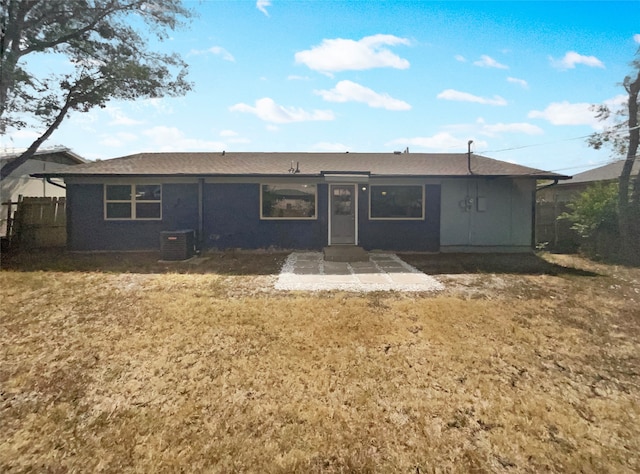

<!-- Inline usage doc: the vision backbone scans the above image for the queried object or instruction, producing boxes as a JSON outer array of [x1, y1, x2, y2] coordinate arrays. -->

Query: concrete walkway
[[275, 252, 444, 292]]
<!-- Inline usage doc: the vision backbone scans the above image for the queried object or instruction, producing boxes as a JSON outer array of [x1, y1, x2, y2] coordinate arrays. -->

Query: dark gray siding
[[202, 183, 328, 250], [358, 184, 440, 251], [67, 183, 198, 251], [67, 180, 442, 252]]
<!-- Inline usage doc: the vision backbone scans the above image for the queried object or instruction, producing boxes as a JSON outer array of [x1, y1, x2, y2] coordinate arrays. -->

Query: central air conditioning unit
[[160, 229, 195, 261]]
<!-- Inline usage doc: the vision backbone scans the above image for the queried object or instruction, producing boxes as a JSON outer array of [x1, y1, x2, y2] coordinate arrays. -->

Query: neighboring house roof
[[35, 152, 569, 179], [0, 147, 86, 167], [1, 147, 86, 179], [561, 159, 640, 186]]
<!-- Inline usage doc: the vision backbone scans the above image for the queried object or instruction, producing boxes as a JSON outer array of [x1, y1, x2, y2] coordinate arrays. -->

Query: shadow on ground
[[2, 248, 600, 277], [0, 248, 288, 275], [400, 252, 599, 277]]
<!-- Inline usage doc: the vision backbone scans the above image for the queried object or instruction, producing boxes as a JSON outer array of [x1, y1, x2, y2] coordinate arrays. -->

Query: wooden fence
[[3, 196, 66, 248]]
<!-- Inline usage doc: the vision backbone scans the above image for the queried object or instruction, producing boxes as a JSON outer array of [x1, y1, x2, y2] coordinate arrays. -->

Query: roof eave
[[32, 172, 571, 180]]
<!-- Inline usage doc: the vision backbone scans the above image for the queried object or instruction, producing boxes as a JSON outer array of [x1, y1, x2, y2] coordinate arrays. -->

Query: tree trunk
[[618, 68, 640, 264], [0, 0, 26, 126], [0, 89, 76, 180]]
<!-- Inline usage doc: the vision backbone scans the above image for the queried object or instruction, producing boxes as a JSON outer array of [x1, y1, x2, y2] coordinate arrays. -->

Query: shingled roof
[[1, 147, 85, 167], [36, 152, 569, 179], [560, 159, 639, 185]]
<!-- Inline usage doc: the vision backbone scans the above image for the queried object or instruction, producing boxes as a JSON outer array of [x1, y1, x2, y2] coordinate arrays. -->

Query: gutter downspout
[[466, 140, 474, 246], [536, 178, 559, 192], [46, 177, 66, 190]]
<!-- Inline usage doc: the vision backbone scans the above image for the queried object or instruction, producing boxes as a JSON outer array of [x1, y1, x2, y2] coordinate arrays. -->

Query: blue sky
[[3, 0, 640, 174]]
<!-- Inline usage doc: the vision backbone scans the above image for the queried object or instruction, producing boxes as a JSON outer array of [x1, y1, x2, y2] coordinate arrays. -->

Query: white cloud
[[634, 34, 640, 44], [311, 142, 350, 152], [314, 80, 411, 111], [219, 129, 250, 144], [188, 46, 235, 62], [106, 106, 144, 126], [257, 0, 271, 16], [480, 122, 543, 136], [388, 132, 489, 151], [1, 129, 41, 150], [138, 98, 174, 115], [442, 118, 543, 140], [454, 54, 467, 62], [529, 95, 626, 131], [294, 34, 410, 74], [473, 55, 508, 69], [528, 101, 600, 127], [550, 51, 605, 70], [142, 126, 226, 151], [99, 132, 138, 148], [68, 110, 98, 124], [229, 97, 335, 124], [507, 77, 528, 89], [12, 129, 42, 140], [437, 89, 507, 106], [604, 94, 628, 108]]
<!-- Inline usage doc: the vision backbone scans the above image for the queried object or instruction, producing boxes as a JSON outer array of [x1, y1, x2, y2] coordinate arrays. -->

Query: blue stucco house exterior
[[36, 152, 569, 253]]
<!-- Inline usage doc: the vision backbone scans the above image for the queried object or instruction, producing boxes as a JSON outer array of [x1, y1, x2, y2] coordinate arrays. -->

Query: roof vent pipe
[[404, 147, 409, 154], [467, 140, 474, 175]]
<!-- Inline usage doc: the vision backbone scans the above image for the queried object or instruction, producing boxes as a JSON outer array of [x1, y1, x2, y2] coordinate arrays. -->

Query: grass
[[1, 250, 639, 472]]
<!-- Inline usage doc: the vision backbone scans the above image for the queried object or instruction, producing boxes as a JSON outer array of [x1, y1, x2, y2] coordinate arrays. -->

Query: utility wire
[[542, 155, 640, 174], [478, 125, 640, 155], [523, 154, 640, 176]]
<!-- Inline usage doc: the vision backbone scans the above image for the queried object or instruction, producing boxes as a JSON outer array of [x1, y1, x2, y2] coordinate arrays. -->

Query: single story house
[[1, 147, 85, 236], [35, 151, 569, 253], [1, 147, 86, 202]]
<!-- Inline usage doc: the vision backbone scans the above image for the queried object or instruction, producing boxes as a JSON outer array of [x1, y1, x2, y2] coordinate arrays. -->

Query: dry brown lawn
[[1, 250, 639, 473]]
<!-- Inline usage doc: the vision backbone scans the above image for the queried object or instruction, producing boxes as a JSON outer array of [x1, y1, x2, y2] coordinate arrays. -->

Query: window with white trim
[[261, 184, 317, 219], [370, 185, 424, 219], [105, 184, 161, 220]]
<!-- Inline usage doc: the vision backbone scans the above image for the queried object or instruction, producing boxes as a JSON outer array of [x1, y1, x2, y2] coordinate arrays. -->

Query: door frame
[[328, 183, 358, 246]]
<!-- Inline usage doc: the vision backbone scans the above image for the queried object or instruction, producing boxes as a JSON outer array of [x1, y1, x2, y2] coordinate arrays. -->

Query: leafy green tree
[[1, 0, 193, 179], [588, 46, 640, 264], [561, 182, 618, 240]]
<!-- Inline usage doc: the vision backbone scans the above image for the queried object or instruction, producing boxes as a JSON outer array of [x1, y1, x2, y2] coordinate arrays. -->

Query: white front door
[[330, 184, 356, 245]]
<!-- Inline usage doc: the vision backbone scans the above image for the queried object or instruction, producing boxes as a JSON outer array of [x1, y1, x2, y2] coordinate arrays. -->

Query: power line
[[547, 159, 628, 174], [478, 125, 640, 155], [530, 154, 640, 176], [479, 134, 591, 154]]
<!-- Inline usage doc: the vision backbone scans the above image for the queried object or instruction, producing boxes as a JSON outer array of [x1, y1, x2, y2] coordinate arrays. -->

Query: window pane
[[106, 202, 132, 219], [371, 186, 423, 219], [333, 188, 352, 215], [136, 202, 161, 219], [106, 185, 131, 201], [136, 185, 161, 201], [262, 184, 316, 218]]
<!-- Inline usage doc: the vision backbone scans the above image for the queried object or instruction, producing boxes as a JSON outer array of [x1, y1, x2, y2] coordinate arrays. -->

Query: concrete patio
[[275, 252, 444, 292]]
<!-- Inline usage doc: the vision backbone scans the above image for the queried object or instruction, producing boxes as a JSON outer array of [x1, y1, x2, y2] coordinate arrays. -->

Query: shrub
[[560, 182, 619, 258]]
